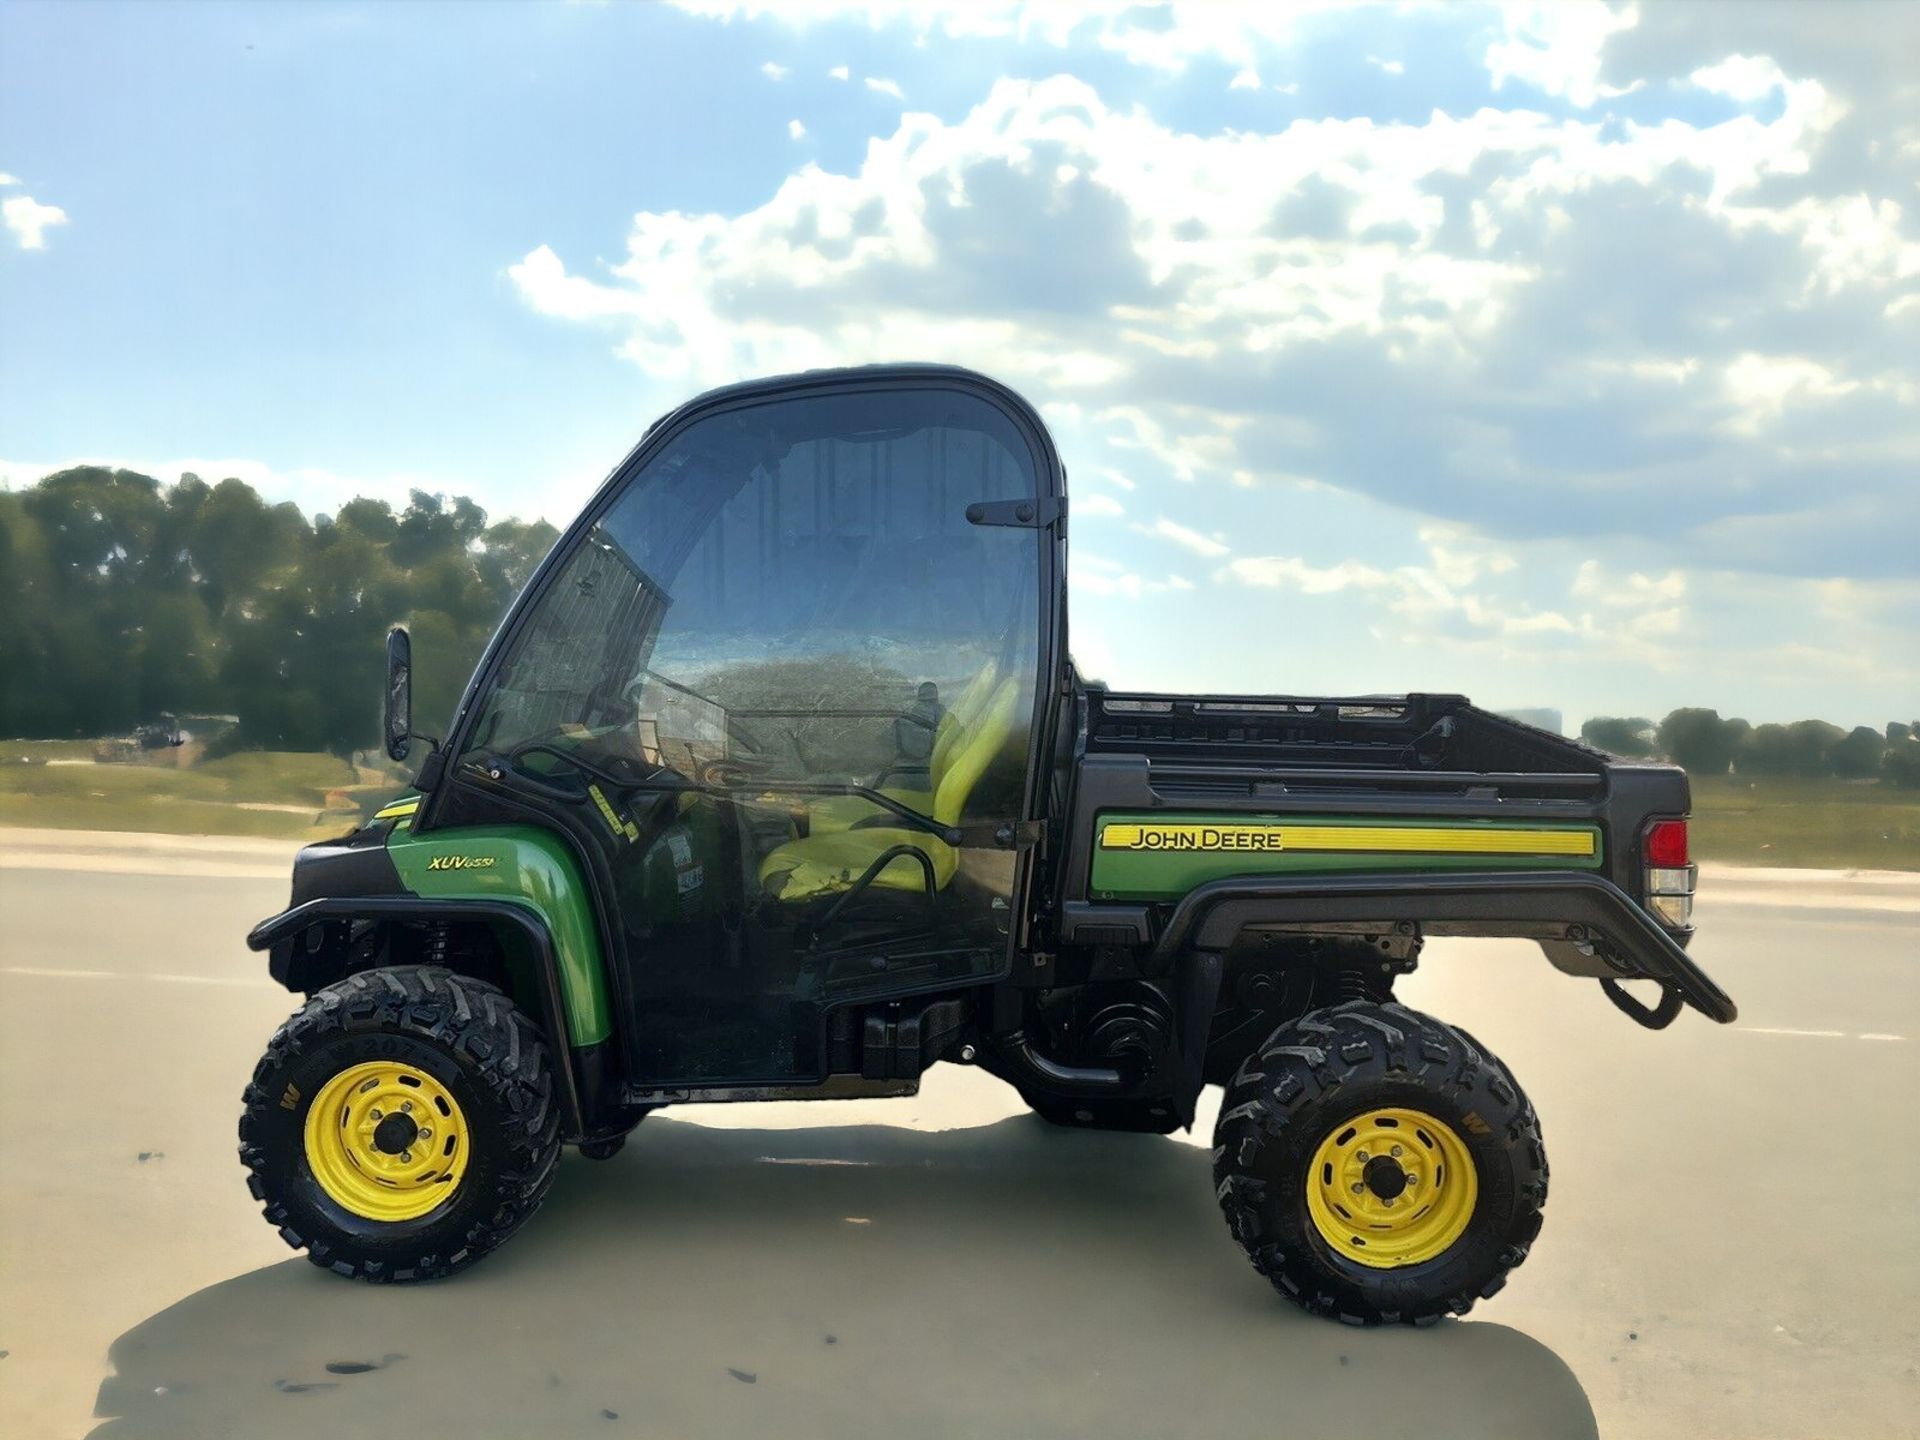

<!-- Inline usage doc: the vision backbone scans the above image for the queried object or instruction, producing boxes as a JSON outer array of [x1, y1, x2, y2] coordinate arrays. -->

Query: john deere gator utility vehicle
[[240, 364, 1733, 1323]]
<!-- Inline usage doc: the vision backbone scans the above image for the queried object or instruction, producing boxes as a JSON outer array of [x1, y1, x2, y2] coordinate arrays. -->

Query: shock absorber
[[1332, 967, 1372, 1004]]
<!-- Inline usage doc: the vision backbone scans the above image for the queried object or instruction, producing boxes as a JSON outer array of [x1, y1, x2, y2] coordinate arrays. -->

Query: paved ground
[[1, 830, 1915, 1439]]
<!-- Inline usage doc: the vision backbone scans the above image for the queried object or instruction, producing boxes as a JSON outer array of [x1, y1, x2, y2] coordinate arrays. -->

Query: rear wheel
[[239, 965, 561, 1282], [1212, 1000, 1545, 1325]]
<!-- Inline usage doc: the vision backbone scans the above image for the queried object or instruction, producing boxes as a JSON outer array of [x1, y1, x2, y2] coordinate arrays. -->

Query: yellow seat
[[803, 659, 1000, 836], [759, 825, 959, 901], [803, 787, 932, 836], [761, 679, 1019, 902]]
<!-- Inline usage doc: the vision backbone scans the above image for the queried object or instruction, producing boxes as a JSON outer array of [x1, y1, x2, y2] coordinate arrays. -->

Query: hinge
[[955, 819, 1047, 850], [966, 496, 1064, 528]]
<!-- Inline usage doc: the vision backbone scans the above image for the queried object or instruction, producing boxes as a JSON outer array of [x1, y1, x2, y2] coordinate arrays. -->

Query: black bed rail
[[1144, 762, 1605, 795], [1083, 688, 1606, 780]]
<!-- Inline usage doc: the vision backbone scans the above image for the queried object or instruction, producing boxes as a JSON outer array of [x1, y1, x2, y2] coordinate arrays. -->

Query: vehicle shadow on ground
[[90, 1115, 1595, 1440]]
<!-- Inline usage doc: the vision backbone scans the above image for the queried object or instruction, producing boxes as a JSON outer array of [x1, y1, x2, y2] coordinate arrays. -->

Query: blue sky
[[3, 0, 1915, 732]]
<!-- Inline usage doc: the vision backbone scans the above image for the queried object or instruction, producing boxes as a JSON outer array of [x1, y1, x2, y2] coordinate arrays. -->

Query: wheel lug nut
[[1391, 1145, 1402, 1158], [401, 1101, 413, 1113], [1351, 1182, 1364, 1194], [370, 1108, 382, 1120], [401, 1150, 413, 1163], [1356, 1150, 1370, 1162], [419, 1128, 432, 1140]]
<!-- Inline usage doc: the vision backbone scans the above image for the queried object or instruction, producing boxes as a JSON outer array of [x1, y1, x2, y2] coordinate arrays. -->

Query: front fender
[[246, 895, 593, 1136]]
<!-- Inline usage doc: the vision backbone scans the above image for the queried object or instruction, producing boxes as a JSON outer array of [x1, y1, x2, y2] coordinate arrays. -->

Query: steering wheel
[[500, 735, 665, 801], [629, 666, 775, 763]]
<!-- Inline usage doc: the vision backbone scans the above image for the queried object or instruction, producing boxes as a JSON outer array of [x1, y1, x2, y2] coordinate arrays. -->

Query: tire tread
[[1212, 1000, 1547, 1326], [238, 964, 562, 1283]]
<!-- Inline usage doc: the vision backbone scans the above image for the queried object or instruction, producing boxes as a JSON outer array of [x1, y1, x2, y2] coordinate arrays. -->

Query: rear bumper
[[1143, 869, 1736, 1023]]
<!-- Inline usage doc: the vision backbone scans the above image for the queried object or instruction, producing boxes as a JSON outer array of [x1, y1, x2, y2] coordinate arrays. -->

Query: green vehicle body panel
[[386, 819, 613, 1047], [368, 800, 1602, 1036], [1088, 812, 1605, 902]]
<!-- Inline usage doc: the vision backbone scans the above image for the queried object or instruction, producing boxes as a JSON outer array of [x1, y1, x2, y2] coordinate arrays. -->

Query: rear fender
[[1138, 870, 1736, 1024]]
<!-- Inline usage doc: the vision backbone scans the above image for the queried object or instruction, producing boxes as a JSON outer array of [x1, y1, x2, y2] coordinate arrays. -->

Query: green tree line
[[6, 466, 1914, 785], [0, 467, 557, 755], [1580, 711, 1920, 788]]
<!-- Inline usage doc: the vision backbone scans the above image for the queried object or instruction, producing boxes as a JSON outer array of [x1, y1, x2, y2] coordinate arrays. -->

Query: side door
[[445, 379, 1051, 1086]]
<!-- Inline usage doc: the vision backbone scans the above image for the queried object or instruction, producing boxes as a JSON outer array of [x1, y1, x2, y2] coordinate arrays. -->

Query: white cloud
[[1216, 535, 1703, 667], [864, 76, 904, 100], [1225, 555, 1392, 594], [0, 173, 19, 186], [672, 1, 1354, 76], [1072, 551, 1197, 600], [1721, 352, 1859, 432], [1137, 515, 1229, 558], [517, 8, 1920, 721], [1690, 54, 1784, 103], [1572, 561, 1686, 607], [507, 244, 640, 322], [828, 64, 849, 80], [1367, 55, 1404, 76], [1228, 67, 1261, 91], [507, 64, 1911, 573], [510, 65, 1870, 414], [788, 118, 807, 140], [3, 192, 68, 250], [761, 60, 789, 79], [1483, 0, 1641, 107], [1501, 609, 1578, 635], [1725, 194, 1920, 297]]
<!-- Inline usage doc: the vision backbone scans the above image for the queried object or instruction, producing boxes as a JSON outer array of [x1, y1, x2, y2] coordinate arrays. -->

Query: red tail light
[[1644, 819, 1689, 867], [1642, 818, 1695, 928]]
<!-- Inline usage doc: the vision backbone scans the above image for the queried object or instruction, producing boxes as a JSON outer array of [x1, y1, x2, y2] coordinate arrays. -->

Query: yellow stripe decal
[[587, 784, 640, 842], [1098, 822, 1595, 857], [373, 799, 420, 821]]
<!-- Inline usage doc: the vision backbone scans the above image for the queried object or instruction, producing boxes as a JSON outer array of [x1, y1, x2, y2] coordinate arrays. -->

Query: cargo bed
[[1051, 683, 1733, 1023]]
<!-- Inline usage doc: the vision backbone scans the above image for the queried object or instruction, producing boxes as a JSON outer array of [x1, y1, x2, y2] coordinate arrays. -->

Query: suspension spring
[[1332, 968, 1371, 1004]]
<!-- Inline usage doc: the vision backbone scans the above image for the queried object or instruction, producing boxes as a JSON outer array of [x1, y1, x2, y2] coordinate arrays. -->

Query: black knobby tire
[[1023, 1092, 1183, 1134], [576, 1104, 653, 1159], [1212, 1000, 1546, 1326], [239, 965, 562, 1282], [576, 1136, 625, 1161]]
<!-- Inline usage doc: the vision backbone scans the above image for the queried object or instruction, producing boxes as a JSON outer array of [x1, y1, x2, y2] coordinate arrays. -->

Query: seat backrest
[[932, 678, 1020, 826], [927, 658, 1000, 785]]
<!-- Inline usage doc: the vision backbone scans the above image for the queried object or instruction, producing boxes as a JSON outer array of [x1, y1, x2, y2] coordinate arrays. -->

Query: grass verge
[[1688, 776, 1919, 871], [0, 746, 402, 842], [3, 748, 1916, 869]]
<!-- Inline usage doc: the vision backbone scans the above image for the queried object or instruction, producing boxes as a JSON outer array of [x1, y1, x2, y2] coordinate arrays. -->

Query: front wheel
[[1213, 1001, 1546, 1325], [239, 966, 561, 1282]]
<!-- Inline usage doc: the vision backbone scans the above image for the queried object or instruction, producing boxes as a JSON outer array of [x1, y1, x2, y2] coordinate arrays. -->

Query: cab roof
[[643, 363, 1054, 451]]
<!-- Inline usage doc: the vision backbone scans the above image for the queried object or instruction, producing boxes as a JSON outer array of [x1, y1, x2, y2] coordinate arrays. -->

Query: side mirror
[[384, 626, 413, 762]]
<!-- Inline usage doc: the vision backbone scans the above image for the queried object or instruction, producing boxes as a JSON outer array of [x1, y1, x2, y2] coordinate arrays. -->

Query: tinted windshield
[[465, 386, 1042, 783]]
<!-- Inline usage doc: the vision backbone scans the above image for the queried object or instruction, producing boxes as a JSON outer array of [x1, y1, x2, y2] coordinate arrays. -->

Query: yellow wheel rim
[[302, 1061, 471, 1222], [1305, 1107, 1478, 1269]]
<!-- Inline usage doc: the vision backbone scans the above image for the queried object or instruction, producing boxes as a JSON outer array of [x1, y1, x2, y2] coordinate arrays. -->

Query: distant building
[[1496, 707, 1563, 736]]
